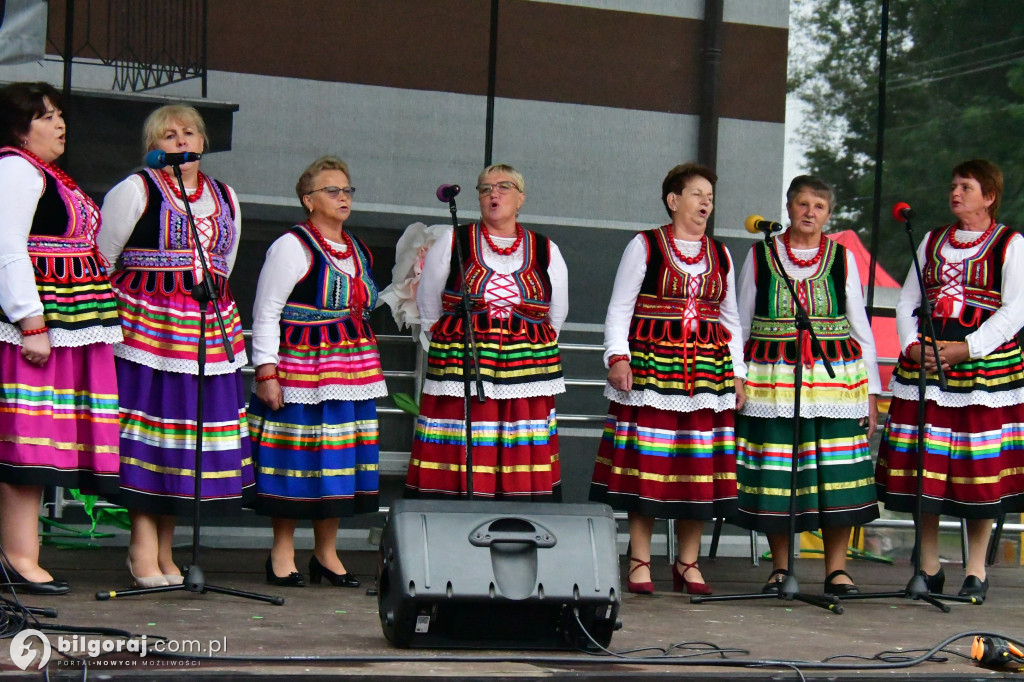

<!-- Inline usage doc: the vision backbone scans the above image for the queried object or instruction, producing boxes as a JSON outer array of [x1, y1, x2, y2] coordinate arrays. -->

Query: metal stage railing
[[46, 0, 209, 95]]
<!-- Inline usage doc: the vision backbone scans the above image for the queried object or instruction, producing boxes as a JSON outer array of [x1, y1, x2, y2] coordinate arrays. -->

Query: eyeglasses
[[306, 186, 356, 199], [476, 181, 520, 196]]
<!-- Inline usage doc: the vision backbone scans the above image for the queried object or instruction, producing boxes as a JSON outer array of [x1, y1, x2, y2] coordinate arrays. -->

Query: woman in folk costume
[[877, 159, 1024, 603], [250, 156, 384, 588], [589, 163, 746, 596], [98, 105, 252, 588], [735, 175, 881, 596], [404, 163, 568, 499], [0, 82, 122, 594]]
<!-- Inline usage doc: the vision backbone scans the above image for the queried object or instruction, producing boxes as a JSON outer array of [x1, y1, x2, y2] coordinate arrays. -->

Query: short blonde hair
[[296, 156, 351, 214], [477, 163, 524, 193], [142, 104, 209, 154]]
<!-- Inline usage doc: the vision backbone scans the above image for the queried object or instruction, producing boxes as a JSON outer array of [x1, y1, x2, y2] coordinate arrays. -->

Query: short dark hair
[[661, 163, 717, 218], [0, 82, 62, 148], [951, 159, 1003, 219], [786, 175, 835, 212]]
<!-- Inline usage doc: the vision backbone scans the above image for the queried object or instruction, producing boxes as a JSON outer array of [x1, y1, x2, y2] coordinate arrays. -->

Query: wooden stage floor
[[2, 543, 1023, 680]]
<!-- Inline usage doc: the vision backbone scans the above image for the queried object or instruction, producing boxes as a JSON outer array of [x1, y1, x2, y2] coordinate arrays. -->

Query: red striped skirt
[[876, 398, 1024, 518], [404, 393, 560, 500], [589, 403, 737, 519]]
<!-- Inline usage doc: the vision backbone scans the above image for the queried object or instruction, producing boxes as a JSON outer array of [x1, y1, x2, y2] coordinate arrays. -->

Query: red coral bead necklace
[[783, 232, 827, 268], [664, 225, 706, 265], [481, 222, 524, 255]]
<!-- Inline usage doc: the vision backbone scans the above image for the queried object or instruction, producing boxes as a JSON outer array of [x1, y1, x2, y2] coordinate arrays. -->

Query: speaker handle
[[469, 519, 557, 548]]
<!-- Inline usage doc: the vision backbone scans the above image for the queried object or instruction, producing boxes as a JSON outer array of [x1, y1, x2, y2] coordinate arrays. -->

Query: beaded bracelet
[[608, 354, 631, 367], [254, 374, 279, 383], [21, 326, 49, 337]]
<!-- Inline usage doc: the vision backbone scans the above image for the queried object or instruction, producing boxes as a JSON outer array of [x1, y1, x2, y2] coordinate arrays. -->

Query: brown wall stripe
[[208, 0, 493, 95], [53, 0, 787, 123]]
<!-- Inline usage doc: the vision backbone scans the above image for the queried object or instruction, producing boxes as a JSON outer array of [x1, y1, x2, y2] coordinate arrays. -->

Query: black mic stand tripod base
[[96, 163, 283, 606]]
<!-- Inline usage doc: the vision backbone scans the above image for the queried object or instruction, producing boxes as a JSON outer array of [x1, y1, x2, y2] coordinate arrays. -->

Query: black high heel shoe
[[958, 575, 989, 603], [921, 566, 945, 593], [308, 556, 360, 587], [265, 556, 305, 587], [761, 568, 789, 594], [824, 569, 860, 596], [1, 563, 70, 595]]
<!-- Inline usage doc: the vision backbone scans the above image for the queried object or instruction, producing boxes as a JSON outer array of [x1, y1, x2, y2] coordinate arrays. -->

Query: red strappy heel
[[627, 556, 655, 595], [673, 558, 712, 595]]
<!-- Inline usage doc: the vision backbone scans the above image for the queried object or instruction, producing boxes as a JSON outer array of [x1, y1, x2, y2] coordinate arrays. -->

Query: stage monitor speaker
[[377, 499, 621, 650]]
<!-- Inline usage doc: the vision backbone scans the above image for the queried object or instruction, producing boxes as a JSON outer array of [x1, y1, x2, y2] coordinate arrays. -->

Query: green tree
[[790, 0, 1024, 280]]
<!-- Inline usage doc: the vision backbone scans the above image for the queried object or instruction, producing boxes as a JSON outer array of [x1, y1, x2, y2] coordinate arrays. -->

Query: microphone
[[745, 214, 784, 235], [892, 202, 914, 222], [436, 183, 461, 202], [145, 150, 202, 168]]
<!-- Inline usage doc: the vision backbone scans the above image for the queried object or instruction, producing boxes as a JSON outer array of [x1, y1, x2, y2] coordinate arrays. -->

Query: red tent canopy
[[827, 229, 900, 288], [826, 230, 902, 392]]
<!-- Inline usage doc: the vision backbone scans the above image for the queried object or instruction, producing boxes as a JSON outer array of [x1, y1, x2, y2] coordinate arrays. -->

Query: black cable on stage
[[115, 627, 1024, 676], [11, 596, 1022, 677], [0, 563, 47, 638], [571, 607, 749, 660], [1, 544, 131, 681]]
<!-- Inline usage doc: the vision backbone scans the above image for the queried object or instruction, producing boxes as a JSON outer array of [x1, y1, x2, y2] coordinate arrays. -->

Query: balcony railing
[[46, 0, 208, 95]]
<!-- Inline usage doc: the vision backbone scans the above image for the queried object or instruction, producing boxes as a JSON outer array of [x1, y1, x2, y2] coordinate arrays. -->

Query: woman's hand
[[906, 341, 969, 372], [20, 332, 51, 367], [734, 377, 747, 412], [859, 394, 879, 439], [19, 317, 51, 366], [608, 360, 632, 392], [905, 343, 941, 372], [255, 364, 284, 411], [937, 342, 970, 370]]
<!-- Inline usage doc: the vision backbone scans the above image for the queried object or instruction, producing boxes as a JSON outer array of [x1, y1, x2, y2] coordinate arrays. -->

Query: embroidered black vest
[[280, 224, 378, 348]]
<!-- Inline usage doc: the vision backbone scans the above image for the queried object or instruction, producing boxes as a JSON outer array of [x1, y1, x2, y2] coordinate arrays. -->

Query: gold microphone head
[[745, 214, 765, 234]]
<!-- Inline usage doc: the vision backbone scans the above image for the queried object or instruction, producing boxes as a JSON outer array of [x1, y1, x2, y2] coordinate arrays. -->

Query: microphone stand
[[830, 213, 972, 610], [97, 162, 283, 605], [442, 196, 486, 499], [693, 229, 841, 613]]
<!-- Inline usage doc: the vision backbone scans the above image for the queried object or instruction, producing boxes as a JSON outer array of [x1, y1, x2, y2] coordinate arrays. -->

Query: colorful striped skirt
[[589, 403, 737, 519], [876, 398, 1024, 518], [0, 342, 119, 493], [735, 414, 878, 534], [626, 320, 735, 399], [404, 393, 561, 500], [114, 359, 254, 516], [249, 397, 380, 519]]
